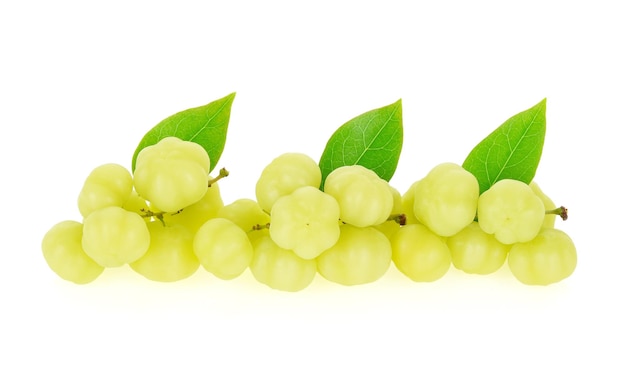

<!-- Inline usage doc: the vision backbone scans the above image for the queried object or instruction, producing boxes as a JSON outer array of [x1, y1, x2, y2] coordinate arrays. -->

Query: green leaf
[[319, 99, 403, 189], [462, 98, 547, 194], [131, 92, 236, 172]]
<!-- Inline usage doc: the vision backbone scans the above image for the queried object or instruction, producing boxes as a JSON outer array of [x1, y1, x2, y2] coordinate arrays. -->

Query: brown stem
[[250, 222, 271, 232], [387, 213, 407, 226], [546, 206, 568, 221]]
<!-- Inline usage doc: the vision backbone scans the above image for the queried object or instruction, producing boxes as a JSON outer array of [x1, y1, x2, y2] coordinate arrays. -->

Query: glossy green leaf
[[131, 92, 235, 172], [319, 99, 403, 189], [462, 98, 547, 194]]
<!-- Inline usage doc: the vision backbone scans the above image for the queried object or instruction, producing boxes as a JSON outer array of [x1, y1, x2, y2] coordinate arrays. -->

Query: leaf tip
[[537, 97, 547, 109], [214, 92, 236, 106], [220, 92, 236, 105]]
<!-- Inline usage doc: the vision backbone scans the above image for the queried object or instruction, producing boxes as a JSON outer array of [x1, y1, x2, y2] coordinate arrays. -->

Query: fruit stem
[[387, 213, 407, 226], [208, 167, 229, 187], [140, 208, 183, 225], [250, 222, 270, 232], [140, 208, 166, 225], [546, 206, 568, 221]]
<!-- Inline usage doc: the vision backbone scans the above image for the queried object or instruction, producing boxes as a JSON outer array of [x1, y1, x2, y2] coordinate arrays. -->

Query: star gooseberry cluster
[[41, 135, 576, 290]]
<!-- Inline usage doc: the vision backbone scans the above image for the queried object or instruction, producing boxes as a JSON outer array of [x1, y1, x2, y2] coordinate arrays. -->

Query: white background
[[1, 1, 624, 383]]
